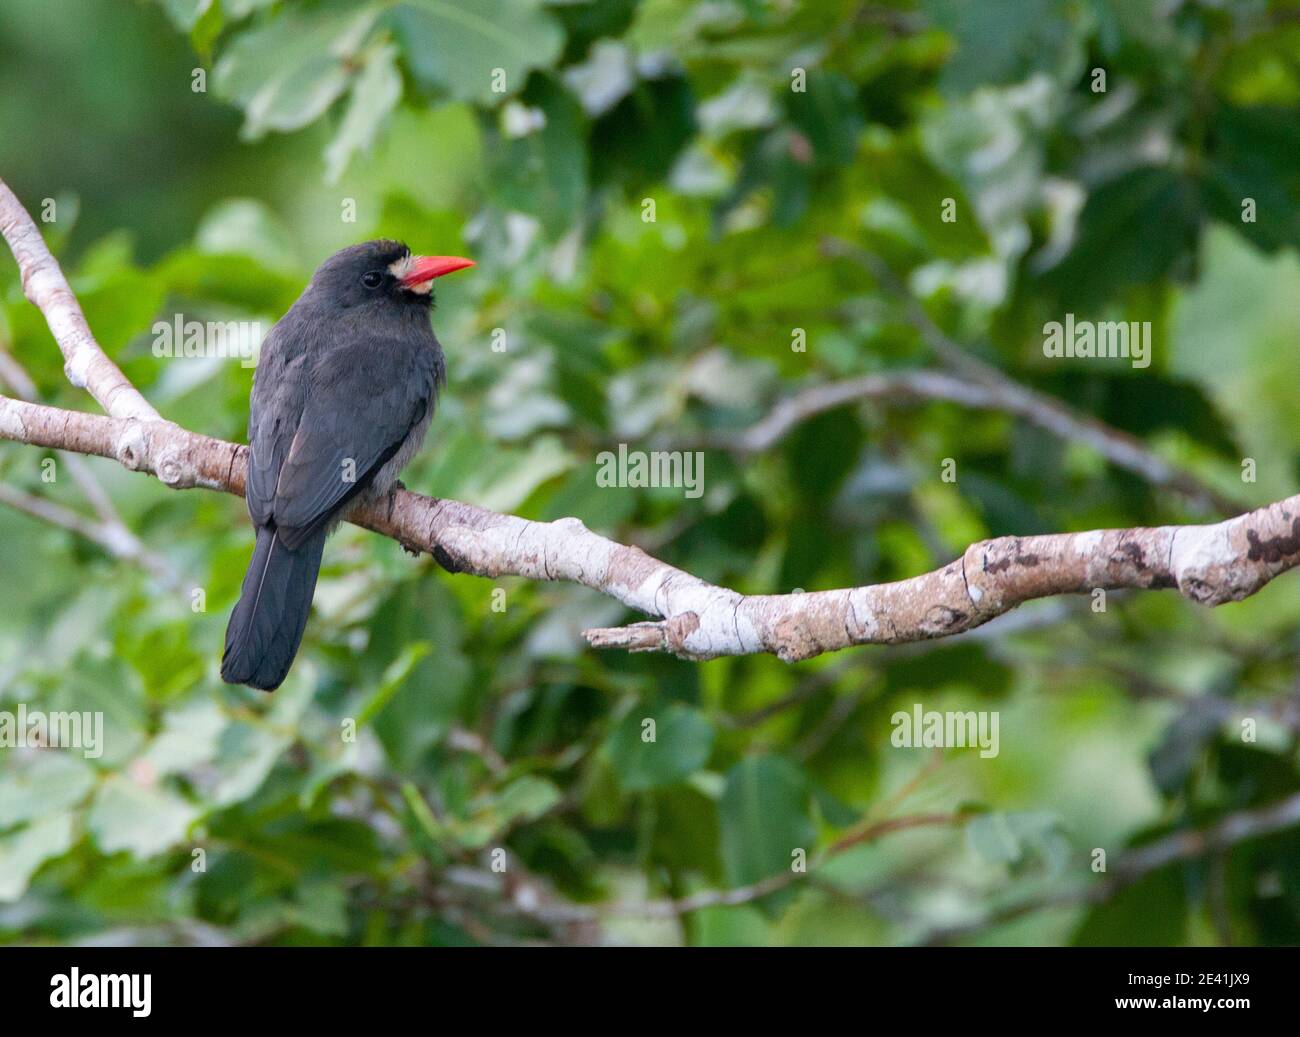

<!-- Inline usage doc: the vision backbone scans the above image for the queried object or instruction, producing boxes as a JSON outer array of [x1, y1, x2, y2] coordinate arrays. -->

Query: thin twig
[[818, 237, 1245, 515], [0, 339, 179, 584]]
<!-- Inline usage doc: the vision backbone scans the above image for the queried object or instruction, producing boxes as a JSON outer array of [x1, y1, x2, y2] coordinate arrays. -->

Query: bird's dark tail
[[221, 525, 326, 691]]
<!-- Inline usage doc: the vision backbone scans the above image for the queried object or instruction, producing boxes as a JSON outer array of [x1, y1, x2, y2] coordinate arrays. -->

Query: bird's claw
[[431, 544, 465, 574], [386, 480, 406, 521]]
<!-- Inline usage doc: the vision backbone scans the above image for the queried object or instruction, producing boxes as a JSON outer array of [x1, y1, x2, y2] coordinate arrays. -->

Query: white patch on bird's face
[[387, 254, 432, 294]]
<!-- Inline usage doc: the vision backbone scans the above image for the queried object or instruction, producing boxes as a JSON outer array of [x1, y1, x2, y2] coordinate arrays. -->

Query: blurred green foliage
[[1, 0, 1300, 946]]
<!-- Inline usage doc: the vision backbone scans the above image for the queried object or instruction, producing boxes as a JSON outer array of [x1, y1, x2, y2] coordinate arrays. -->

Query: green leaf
[[454, 775, 562, 848], [1204, 106, 1300, 252], [1146, 709, 1221, 799], [484, 76, 588, 238], [1170, 225, 1300, 499], [0, 754, 96, 829], [719, 756, 814, 889], [1045, 168, 1201, 305], [924, 0, 1080, 94], [289, 879, 350, 936], [139, 696, 228, 779], [357, 641, 434, 727], [965, 812, 1023, 864], [213, 2, 383, 139], [493, 775, 562, 823], [724, 127, 813, 227], [365, 582, 469, 770], [389, 0, 564, 105], [784, 71, 862, 169], [607, 704, 714, 791], [1073, 867, 1187, 946], [195, 198, 300, 273], [591, 72, 697, 191], [210, 723, 290, 807], [967, 811, 1071, 875], [403, 783, 447, 842], [453, 435, 575, 513], [0, 815, 76, 903], [248, 818, 384, 874], [223, 0, 276, 18], [160, 0, 213, 33], [691, 903, 772, 946], [325, 43, 404, 184], [189, 1, 225, 56], [205, 682, 309, 807], [88, 776, 198, 858]]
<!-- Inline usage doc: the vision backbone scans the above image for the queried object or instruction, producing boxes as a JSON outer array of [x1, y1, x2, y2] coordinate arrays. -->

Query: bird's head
[[309, 239, 474, 310]]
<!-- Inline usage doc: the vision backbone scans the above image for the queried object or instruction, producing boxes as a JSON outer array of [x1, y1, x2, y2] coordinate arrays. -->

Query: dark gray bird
[[222, 240, 473, 691]]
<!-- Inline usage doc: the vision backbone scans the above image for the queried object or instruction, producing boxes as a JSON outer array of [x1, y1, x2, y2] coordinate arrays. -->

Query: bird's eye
[[361, 270, 384, 289]]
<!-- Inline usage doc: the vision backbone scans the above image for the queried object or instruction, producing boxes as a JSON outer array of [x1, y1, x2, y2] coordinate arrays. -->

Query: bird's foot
[[386, 480, 406, 521], [431, 544, 465, 574]]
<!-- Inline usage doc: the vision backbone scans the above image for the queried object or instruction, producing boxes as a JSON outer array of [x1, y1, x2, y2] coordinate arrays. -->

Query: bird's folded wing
[[267, 340, 436, 548], [246, 324, 306, 529]]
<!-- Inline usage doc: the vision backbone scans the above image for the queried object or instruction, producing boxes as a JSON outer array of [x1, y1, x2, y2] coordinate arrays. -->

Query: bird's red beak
[[399, 255, 475, 287]]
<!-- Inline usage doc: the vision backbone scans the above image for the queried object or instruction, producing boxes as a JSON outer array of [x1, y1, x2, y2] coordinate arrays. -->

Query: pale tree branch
[[698, 369, 1245, 516], [0, 482, 175, 584], [0, 482, 123, 548], [0, 339, 178, 583], [0, 338, 118, 516], [0, 179, 159, 421], [1, 179, 1298, 662]]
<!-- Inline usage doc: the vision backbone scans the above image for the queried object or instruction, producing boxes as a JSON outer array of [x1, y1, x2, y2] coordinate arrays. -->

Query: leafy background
[[1, 0, 1300, 945]]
